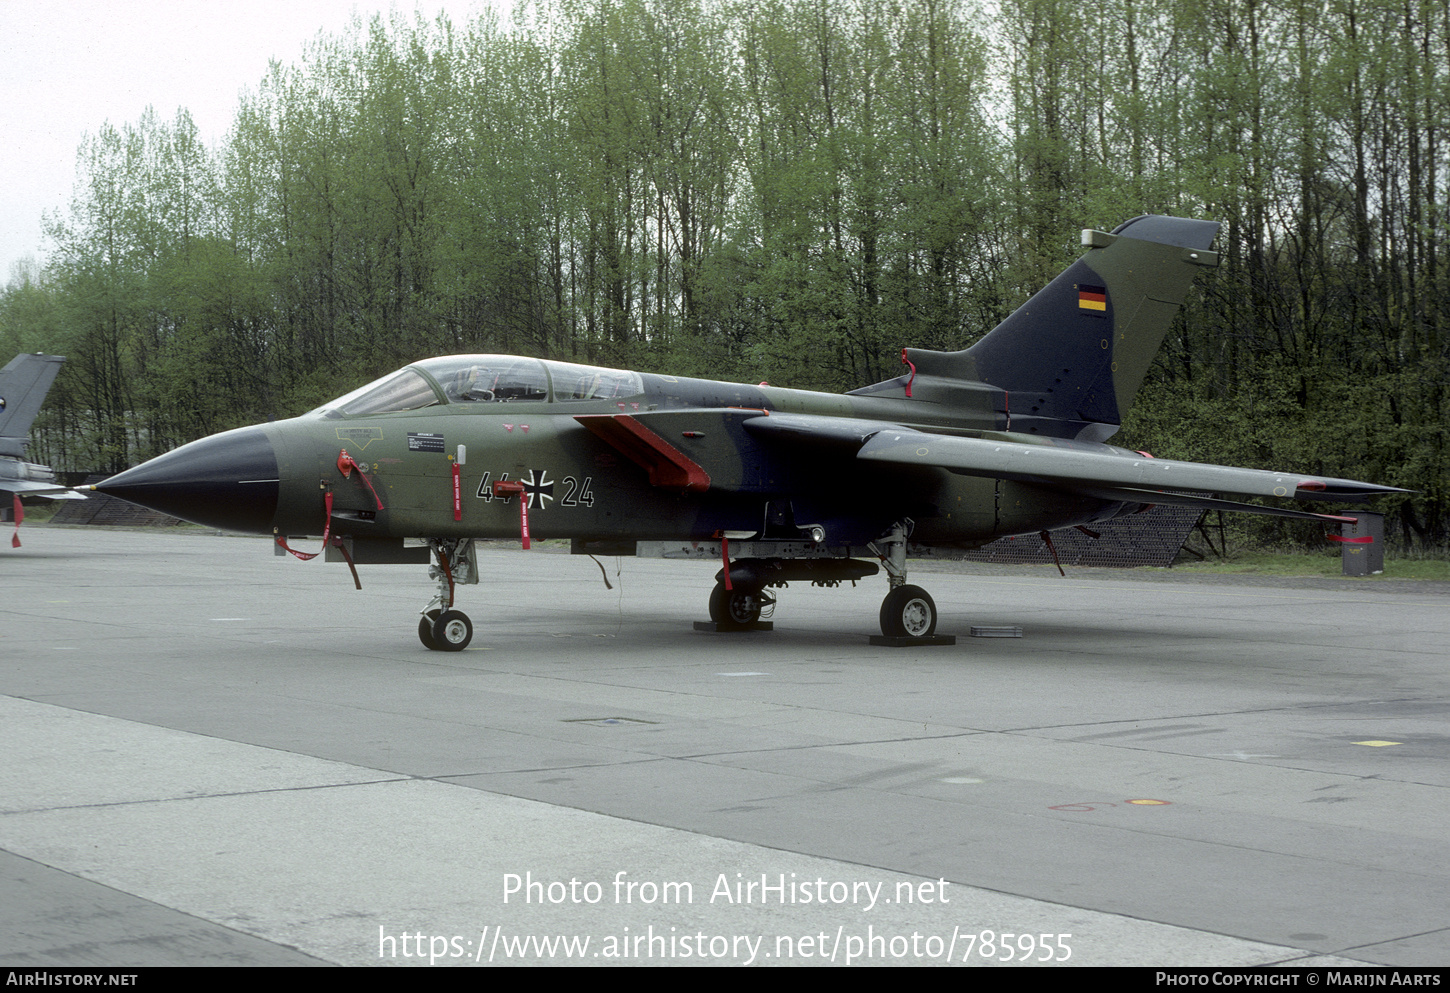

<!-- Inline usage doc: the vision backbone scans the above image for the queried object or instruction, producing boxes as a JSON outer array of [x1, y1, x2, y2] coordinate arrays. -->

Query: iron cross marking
[[522, 469, 555, 510]]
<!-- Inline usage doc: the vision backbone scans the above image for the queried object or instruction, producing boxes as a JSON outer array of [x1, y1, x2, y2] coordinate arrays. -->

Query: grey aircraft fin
[[0, 354, 65, 459]]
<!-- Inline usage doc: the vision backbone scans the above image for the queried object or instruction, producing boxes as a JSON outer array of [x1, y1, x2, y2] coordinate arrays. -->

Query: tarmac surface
[[3, 525, 1448, 968]]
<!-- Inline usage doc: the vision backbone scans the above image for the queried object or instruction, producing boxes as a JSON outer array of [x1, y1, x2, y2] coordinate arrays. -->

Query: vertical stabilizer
[[0, 354, 66, 458], [854, 216, 1220, 440], [963, 215, 1219, 439]]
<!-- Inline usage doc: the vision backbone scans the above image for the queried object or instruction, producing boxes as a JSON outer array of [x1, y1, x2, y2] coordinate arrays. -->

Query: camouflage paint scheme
[[97, 217, 1405, 648]]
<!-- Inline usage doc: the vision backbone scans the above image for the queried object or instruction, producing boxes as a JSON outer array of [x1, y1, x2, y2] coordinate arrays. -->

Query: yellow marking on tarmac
[[1353, 740, 1401, 747], [1126, 798, 1170, 805]]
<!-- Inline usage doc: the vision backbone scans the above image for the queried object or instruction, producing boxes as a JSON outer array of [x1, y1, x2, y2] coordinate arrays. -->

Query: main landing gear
[[879, 585, 938, 639], [418, 538, 479, 651], [707, 582, 776, 627], [702, 521, 945, 641], [869, 522, 939, 640]]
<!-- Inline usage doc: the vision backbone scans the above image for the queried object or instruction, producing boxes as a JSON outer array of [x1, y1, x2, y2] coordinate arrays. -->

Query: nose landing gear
[[419, 538, 478, 651]]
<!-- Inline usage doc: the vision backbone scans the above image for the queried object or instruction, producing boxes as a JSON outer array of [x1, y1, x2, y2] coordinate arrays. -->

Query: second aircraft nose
[[94, 425, 280, 533]]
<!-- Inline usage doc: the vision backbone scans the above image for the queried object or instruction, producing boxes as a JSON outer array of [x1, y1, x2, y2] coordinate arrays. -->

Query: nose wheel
[[417, 607, 475, 651], [426, 609, 473, 651]]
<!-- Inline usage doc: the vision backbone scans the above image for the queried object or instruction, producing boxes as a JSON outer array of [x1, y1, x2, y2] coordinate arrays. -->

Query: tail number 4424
[[475, 471, 593, 508]]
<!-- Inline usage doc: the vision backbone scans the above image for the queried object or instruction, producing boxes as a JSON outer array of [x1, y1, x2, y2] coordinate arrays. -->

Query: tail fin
[[863, 216, 1219, 441], [0, 354, 66, 458]]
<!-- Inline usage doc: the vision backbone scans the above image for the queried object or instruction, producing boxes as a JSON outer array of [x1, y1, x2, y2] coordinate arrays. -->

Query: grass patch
[[1172, 551, 1450, 580], [10, 500, 63, 524]]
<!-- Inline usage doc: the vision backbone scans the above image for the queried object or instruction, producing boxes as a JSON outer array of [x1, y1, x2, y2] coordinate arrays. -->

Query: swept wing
[[743, 412, 1406, 523]]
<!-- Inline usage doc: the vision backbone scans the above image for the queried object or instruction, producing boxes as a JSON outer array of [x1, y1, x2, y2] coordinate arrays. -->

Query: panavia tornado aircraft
[[3, 353, 85, 545], [96, 216, 1404, 649]]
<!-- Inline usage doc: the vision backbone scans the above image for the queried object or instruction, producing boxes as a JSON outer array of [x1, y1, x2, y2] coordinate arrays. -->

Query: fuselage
[[97, 354, 1139, 547]]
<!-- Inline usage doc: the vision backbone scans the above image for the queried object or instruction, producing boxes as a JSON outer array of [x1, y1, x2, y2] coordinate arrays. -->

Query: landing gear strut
[[419, 538, 478, 651], [869, 520, 942, 641]]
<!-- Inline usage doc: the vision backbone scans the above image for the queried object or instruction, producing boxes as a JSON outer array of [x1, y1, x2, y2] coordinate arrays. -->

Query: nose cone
[[96, 425, 279, 533]]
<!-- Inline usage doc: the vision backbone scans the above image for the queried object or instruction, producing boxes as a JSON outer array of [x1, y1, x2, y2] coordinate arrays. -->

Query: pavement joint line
[[1328, 928, 1450, 957], [999, 698, 1436, 732], [436, 757, 669, 777], [676, 731, 989, 760], [1, 777, 420, 816]]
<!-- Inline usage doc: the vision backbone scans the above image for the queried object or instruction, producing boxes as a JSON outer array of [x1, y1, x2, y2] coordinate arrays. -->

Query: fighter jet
[[2, 353, 85, 543], [95, 216, 1404, 649]]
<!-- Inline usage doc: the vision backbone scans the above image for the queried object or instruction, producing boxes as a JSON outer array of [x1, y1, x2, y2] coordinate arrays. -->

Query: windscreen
[[326, 369, 442, 416]]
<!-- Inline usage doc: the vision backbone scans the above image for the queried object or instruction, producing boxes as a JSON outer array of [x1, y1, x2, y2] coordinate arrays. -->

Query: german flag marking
[[1078, 284, 1107, 312]]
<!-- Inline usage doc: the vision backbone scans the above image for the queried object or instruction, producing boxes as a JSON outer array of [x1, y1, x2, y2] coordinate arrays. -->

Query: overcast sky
[[1, 0, 505, 284]]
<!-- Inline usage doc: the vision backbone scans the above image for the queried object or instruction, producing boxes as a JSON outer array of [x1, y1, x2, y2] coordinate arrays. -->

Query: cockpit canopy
[[319, 355, 645, 417]]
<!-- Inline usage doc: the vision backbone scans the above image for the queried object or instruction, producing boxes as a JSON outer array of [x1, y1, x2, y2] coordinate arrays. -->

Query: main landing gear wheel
[[880, 585, 937, 639], [418, 609, 441, 650], [431, 609, 474, 651], [709, 582, 765, 626]]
